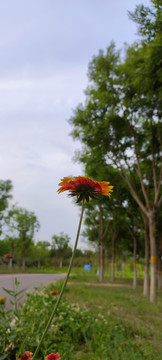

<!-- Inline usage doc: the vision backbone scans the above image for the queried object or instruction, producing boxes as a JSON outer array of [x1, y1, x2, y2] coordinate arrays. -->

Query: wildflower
[[0, 296, 5, 304], [32, 176, 113, 360], [50, 291, 59, 295], [45, 353, 61, 360], [10, 315, 18, 326], [4, 253, 13, 259], [4, 342, 15, 352], [58, 176, 113, 202], [18, 351, 32, 360]]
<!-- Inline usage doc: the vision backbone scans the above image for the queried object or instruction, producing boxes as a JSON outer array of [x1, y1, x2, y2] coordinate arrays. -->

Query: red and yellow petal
[[45, 353, 61, 360], [57, 176, 113, 202], [18, 351, 32, 360], [99, 181, 114, 197]]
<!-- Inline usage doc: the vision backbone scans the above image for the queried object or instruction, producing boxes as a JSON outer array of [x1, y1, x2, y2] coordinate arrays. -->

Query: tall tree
[[29, 241, 51, 267], [69, 1, 162, 302], [7, 206, 40, 268], [83, 200, 111, 282], [51, 232, 72, 267]]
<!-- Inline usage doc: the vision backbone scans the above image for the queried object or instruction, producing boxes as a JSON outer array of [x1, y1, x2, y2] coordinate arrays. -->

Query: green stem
[[32, 202, 85, 360]]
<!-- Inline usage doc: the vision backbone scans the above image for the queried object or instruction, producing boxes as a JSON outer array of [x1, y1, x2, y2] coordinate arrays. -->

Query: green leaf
[[15, 277, 20, 287], [15, 288, 26, 297], [0, 354, 8, 360], [17, 295, 25, 302], [2, 288, 14, 296]]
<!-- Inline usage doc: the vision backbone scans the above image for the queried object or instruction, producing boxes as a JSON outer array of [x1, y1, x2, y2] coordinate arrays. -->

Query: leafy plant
[[1, 281, 158, 360], [3, 277, 26, 316]]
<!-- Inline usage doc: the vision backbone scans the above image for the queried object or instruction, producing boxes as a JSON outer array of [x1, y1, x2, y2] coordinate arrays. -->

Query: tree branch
[[130, 123, 150, 208], [98, 205, 103, 242], [103, 219, 111, 240], [121, 166, 148, 216], [150, 118, 158, 202], [125, 207, 142, 230], [157, 195, 162, 209], [154, 164, 162, 205]]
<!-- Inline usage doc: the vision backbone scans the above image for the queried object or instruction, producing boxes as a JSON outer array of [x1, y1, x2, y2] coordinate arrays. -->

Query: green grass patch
[[1, 273, 161, 359], [0, 265, 69, 274], [64, 277, 162, 359]]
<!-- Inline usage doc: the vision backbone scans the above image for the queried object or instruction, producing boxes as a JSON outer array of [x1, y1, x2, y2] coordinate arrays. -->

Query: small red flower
[[45, 353, 61, 360], [4, 253, 13, 259], [58, 176, 113, 203], [50, 291, 59, 295], [18, 351, 32, 360]]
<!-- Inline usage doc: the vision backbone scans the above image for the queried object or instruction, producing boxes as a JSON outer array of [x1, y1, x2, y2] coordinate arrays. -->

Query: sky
[[0, 0, 151, 249]]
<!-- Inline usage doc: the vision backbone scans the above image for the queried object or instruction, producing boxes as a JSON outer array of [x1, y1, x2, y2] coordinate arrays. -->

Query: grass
[[0, 265, 68, 274], [1, 269, 162, 359], [0, 261, 144, 278], [62, 273, 162, 359]]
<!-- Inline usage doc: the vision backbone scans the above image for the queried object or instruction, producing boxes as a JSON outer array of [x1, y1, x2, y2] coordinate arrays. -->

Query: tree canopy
[[69, 0, 162, 302]]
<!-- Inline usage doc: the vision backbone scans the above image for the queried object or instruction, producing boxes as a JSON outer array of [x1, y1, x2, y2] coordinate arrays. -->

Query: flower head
[[0, 297, 5, 304], [50, 291, 59, 295], [18, 351, 32, 360], [58, 176, 113, 203], [4, 253, 13, 259], [45, 353, 61, 360]]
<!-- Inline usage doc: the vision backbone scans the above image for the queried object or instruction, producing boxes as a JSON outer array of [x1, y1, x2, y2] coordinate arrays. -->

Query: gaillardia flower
[[57, 176, 113, 202], [45, 353, 61, 360], [18, 351, 32, 360]]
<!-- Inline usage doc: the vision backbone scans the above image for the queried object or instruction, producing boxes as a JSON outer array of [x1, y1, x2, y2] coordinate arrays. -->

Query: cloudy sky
[[0, 0, 151, 249]]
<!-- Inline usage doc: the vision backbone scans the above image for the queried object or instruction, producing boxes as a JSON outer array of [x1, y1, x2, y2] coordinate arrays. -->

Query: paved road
[[0, 273, 66, 309]]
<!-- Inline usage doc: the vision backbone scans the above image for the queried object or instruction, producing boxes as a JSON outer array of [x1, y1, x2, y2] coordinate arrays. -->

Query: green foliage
[[7, 206, 40, 265], [69, 1, 162, 299], [0, 238, 11, 257], [3, 277, 26, 316], [1, 278, 162, 360], [128, 0, 162, 42], [0, 179, 12, 236], [51, 232, 70, 250], [28, 241, 51, 266], [51, 232, 72, 260], [1, 281, 160, 360]]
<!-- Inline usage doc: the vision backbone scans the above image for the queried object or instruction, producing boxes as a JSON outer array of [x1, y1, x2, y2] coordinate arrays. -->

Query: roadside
[[67, 281, 131, 287], [0, 273, 66, 309]]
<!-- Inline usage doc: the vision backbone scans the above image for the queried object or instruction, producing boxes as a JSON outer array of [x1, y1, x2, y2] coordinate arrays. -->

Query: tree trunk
[[109, 255, 111, 279], [99, 242, 104, 283], [9, 258, 13, 269], [22, 258, 26, 270], [105, 250, 109, 278], [97, 205, 111, 282], [157, 270, 162, 290], [112, 233, 115, 282], [112, 262, 115, 281], [21, 238, 25, 269], [97, 242, 100, 279], [143, 215, 150, 296], [157, 236, 162, 290], [133, 234, 137, 289], [148, 211, 157, 303], [122, 262, 125, 278]]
